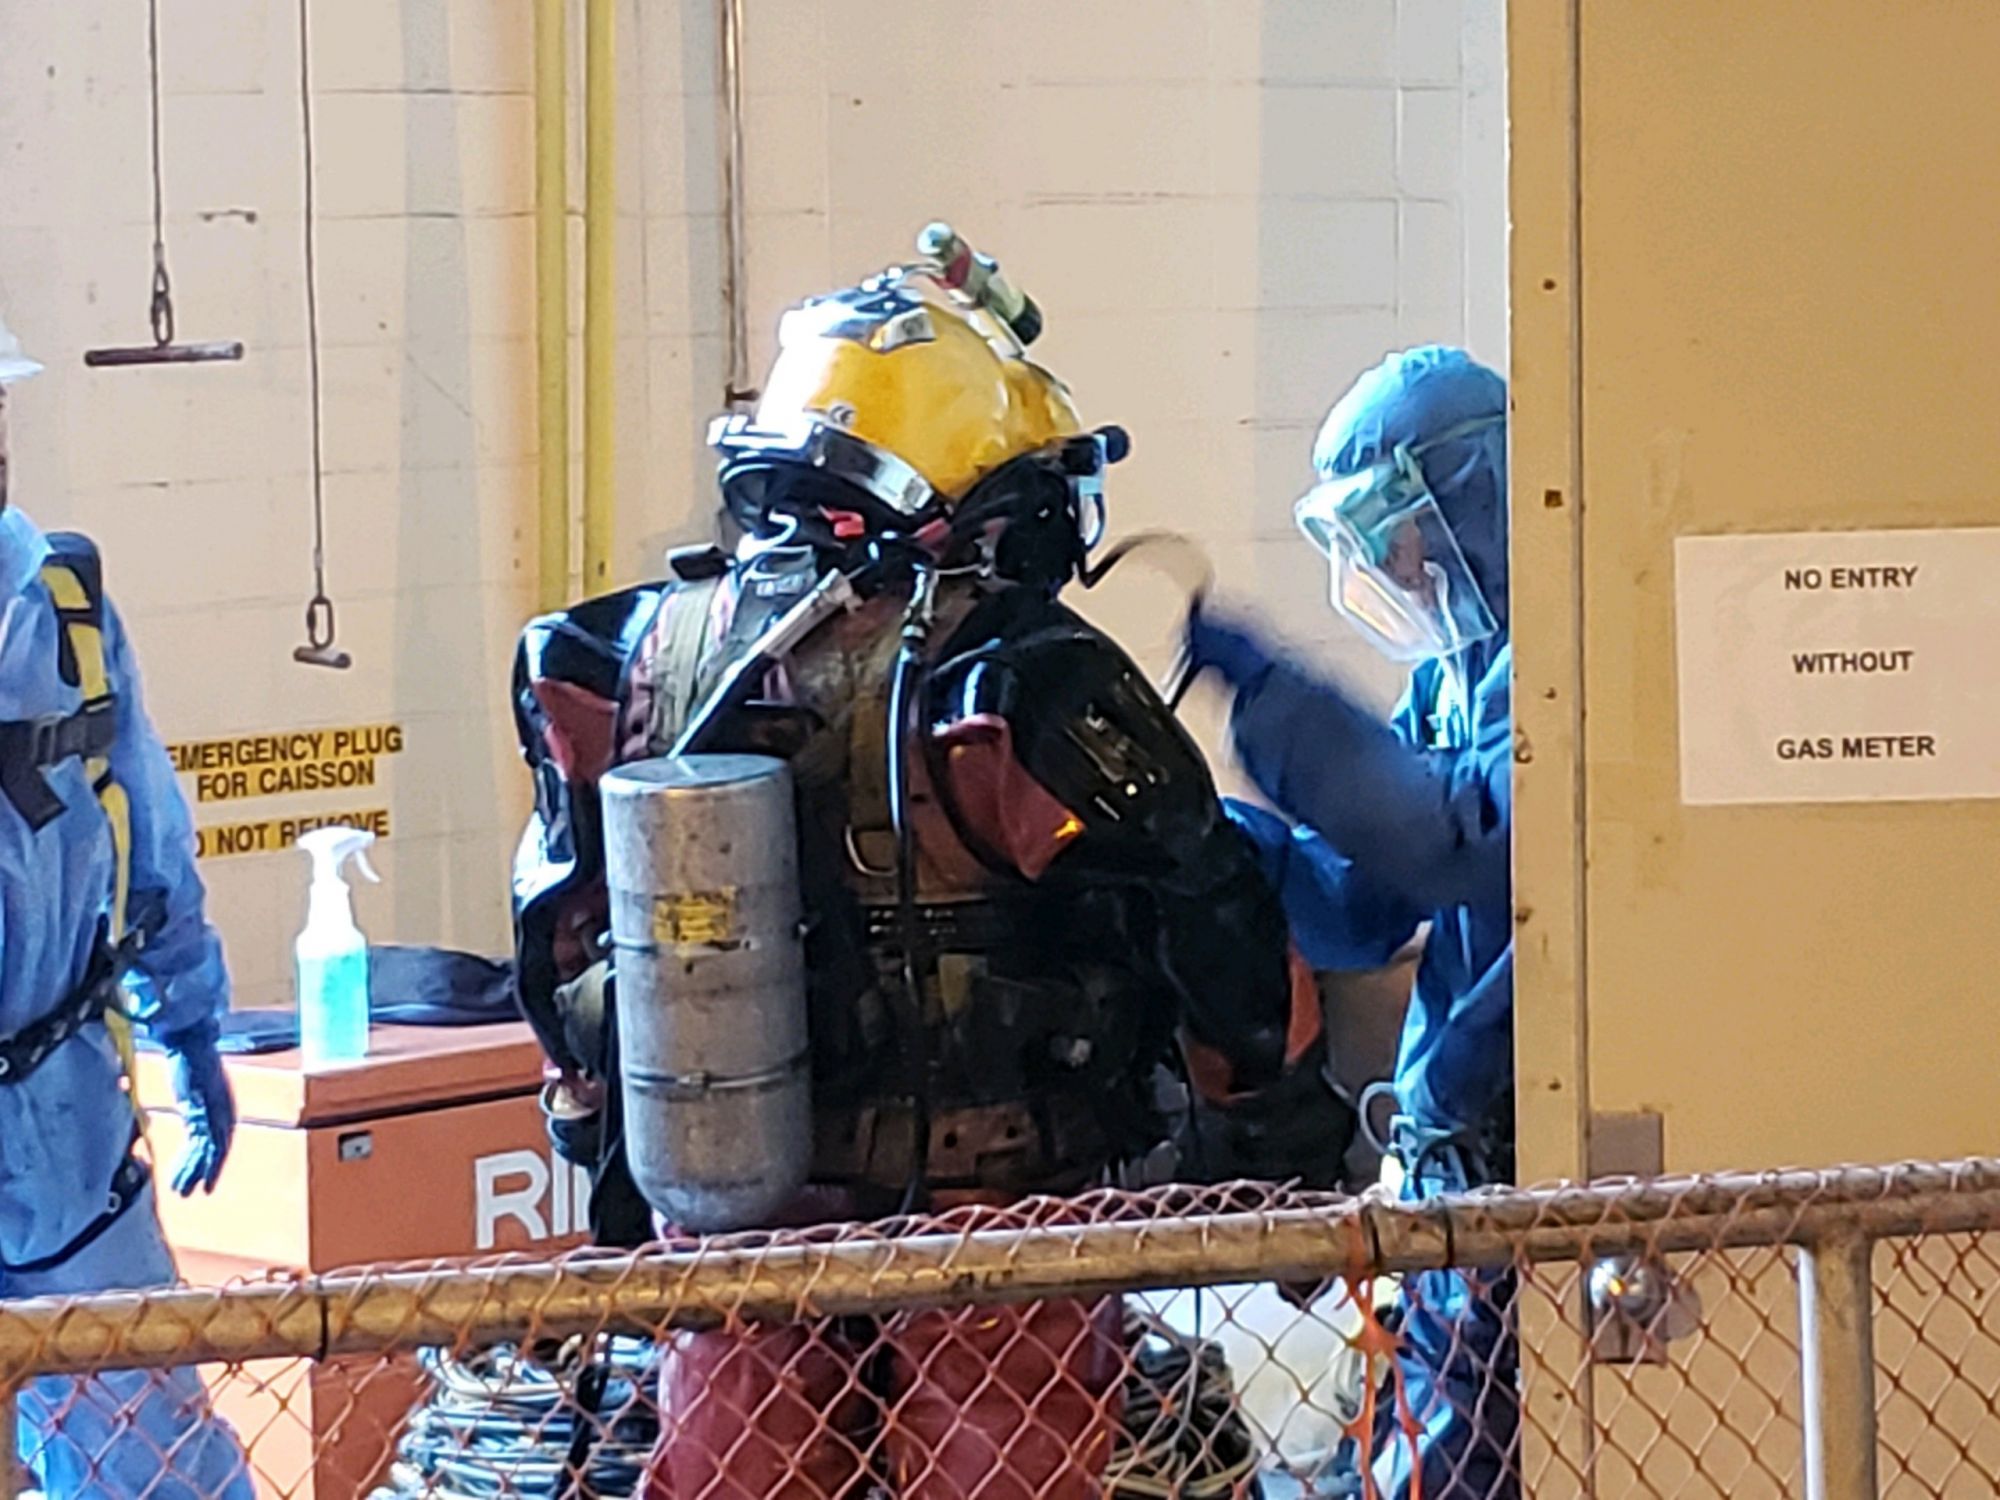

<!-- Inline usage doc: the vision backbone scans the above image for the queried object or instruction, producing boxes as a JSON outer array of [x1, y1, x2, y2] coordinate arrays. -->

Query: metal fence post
[[0, 1382, 17, 1500], [1800, 1231, 1880, 1500]]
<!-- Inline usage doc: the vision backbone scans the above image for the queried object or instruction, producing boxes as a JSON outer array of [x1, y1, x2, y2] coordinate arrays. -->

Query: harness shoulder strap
[[38, 534, 132, 944], [37, 535, 143, 1118], [41, 532, 108, 693], [0, 536, 117, 833], [642, 574, 726, 753]]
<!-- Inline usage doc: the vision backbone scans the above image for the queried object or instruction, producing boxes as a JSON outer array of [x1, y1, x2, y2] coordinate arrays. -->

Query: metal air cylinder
[[601, 754, 811, 1232]]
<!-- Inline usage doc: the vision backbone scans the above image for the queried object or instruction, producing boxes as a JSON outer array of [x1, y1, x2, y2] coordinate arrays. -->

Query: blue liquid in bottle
[[298, 945, 369, 1068], [295, 826, 377, 1070]]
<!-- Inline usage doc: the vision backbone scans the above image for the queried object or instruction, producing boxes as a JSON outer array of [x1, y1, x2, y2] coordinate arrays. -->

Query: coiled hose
[[1109, 1307, 1265, 1500], [370, 1338, 659, 1500]]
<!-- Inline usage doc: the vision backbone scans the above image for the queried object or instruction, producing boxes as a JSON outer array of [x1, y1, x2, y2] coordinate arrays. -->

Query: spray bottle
[[295, 826, 379, 1067]]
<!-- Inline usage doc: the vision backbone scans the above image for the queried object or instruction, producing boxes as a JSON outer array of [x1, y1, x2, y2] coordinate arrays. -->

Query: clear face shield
[[1293, 418, 1501, 662]]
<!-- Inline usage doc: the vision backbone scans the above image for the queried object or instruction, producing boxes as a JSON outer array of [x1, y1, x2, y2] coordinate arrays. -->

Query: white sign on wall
[[1675, 528, 2000, 805]]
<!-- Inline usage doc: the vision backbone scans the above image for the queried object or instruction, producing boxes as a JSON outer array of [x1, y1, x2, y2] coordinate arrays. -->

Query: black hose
[[887, 569, 938, 1214], [370, 1340, 659, 1500], [1110, 1307, 1266, 1500], [559, 1356, 612, 1499]]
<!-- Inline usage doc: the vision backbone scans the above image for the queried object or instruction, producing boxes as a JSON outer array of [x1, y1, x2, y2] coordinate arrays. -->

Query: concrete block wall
[[0, 0, 541, 1007], [631, 0, 1511, 777], [0, 0, 1502, 1006]]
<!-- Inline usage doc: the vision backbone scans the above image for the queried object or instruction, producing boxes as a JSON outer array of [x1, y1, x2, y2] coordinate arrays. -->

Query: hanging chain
[[296, 0, 334, 647], [145, 0, 175, 348]]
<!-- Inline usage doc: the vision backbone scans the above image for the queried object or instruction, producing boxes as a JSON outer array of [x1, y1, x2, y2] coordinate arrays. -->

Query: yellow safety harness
[[0, 535, 166, 1275], [34, 538, 143, 1116]]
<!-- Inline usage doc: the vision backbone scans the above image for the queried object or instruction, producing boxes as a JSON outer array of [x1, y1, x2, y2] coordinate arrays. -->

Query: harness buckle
[[25, 715, 63, 766]]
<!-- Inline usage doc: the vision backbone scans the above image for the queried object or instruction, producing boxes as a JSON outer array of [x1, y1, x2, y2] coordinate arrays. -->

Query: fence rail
[[9, 1166, 2000, 1500]]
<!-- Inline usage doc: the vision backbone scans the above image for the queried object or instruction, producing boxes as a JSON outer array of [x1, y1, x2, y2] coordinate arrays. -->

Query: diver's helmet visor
[[1294, 450, 1498, 663], [709, 411, 938, 517]]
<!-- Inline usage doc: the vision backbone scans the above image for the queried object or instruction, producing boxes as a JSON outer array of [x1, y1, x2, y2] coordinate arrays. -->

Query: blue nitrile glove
[[164, 1026, 236, 1196], [1183, 597, 1278, 693]]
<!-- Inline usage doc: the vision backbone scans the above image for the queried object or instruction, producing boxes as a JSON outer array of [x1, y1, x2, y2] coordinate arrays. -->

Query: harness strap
[[0, 1142, 151, 1276], [0, 537, 146, 1115], [0, 702, 117, 830], [643, 574, 725, 752], [39, 539, 134, 945], [0, 929, 123, 1085]]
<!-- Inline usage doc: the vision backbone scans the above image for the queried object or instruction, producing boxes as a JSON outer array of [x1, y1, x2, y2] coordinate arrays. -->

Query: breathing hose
[[887, 564, 940, 1214], [1073, 529, 1214, 714], [1109, 1307, 1266, 1500], [370, 1339, 659, 1500]]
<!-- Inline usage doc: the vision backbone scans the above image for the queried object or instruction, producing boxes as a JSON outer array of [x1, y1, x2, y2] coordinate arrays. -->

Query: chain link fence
[[8, 1164, 2000, 1500]]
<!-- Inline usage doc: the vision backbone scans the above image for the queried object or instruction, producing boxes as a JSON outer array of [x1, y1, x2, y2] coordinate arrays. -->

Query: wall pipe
[[719, 0, 752, 407], [533, 0, 568, 610], [582, 0, 616, 593]]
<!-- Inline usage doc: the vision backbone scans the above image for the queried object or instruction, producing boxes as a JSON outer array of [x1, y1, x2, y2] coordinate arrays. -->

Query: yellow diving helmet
[[710, 224, 1127, 572]]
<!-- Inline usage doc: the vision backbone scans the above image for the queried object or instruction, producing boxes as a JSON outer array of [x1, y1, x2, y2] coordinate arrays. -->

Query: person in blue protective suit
[[1183, 346, 1516, 1500], [0, 315, 252, 1500]]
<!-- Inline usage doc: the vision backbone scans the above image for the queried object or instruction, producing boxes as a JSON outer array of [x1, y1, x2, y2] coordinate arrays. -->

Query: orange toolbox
[[135, 1024, 589, 1500]]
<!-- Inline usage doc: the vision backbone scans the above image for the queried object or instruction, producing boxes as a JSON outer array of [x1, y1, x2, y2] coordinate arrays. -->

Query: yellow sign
[[652, 890, 736, 946], [168, 724, 404, 805], [196, 808, 391, 861]]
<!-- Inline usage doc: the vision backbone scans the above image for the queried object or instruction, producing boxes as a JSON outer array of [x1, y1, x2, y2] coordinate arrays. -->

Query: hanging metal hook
[[288, 0, 348, 670], [293, 593, 349, 670], [81, 0, 244, 369], [148, 260, 175, 349]]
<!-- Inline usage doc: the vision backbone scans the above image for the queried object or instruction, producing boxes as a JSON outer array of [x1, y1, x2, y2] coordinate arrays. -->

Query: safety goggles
[[1293, 416, 1501, 662]]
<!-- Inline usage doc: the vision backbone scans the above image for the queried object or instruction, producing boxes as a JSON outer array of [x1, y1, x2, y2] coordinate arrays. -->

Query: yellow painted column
[[582, 0, 616, 594], [533, 0, 568, 610]]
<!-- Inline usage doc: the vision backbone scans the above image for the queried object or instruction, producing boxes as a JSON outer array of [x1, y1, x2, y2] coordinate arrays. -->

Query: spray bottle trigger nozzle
[[298, 826, 380, 887]]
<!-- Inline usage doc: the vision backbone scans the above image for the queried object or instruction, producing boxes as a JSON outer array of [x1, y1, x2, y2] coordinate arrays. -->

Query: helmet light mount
[[912, 222, 1045, 348]]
